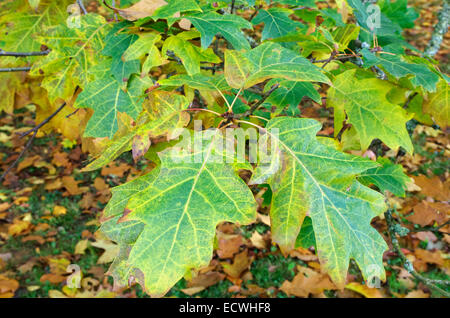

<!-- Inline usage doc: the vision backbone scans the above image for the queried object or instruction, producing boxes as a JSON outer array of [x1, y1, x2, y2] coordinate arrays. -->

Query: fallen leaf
[[250, 231, 266, 249], [217, 233, 242, 259], [413, 175, 450, 201], [221, 250, 253, 278], [53, 205, 67, 216], [345, 282, 383, 298], [280, 266, 336, 297], [414, 249, 444, 266], [74, 239, 90, 255]]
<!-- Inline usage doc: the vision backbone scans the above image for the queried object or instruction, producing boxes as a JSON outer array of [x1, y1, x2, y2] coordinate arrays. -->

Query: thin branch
[[230, 0, 236, 14], [19, 102, 67, 139], [77, 0, 88, 15], [385, 208, 450, 295], [409, 220, 450, 234], [0, 49, 50, 57], [0, 131, 37, 182], [424, 0, 449, 57], [403, 92, 418, 109], [233, 83, 280, 119], [0, 67, 31, 72], [0, 99, 69, 182]]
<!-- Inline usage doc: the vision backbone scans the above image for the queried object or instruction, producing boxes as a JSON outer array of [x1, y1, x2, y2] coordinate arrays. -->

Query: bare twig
[[77, 0, 88, 15], [0, 67, 31, 72], [409, 220, 450, 234], [0, 49, 50, 57], [0, 99, 68, 182], [232, 83, 280, 119], [403, 92, 418, 109], [19, 102, 67, 139], [385, 208, 450, 296], [0, 130, 37, 182]]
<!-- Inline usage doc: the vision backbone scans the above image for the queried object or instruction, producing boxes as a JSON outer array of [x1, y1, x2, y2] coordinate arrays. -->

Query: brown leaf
[[280, 266, 336, 297], [0, 275, 19, 296], [404, 289, 429, 298], [21, 235, 46, 245], [217, 233, 242, 259], [16, 155, 40, 172], [62, 176, 83, 195], [101, 163, 130, 177], [414, 249, 444, 266], [40, 273, 66, 284], [94, 177, 108, 192], [221, 250, 253, 278], [108, 0, 168, 21], [0, 202, 11, 212], [52, 151, 70, 168], [406, 201, 448, 226], [413, 175, 450, 201], [187, 271, 225, 288]]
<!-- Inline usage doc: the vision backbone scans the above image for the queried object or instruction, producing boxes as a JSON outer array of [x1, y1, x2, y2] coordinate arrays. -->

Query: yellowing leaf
[[328, 69, 414, 153], [423, 79, 449, 129], [224, 42, 330, 89], [250, 117, 387, 288], [103, 131, 257, 296]]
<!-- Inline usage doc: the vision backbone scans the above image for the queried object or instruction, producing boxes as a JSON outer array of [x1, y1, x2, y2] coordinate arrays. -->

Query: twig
[[0, 67, 31, 72], [112, 0, 118, 21], [233, 83, 280, 119], [385, 208, 450, 295], [409, 220, 450, 234], [403, 92, 418, 109], [19, 102, 67, 139], [0, 131, 37, 182], [424, 0, 449, 57], [77, 0, 88, 15], [230, 0, 236, 14], [0, 99, 69, 182], [248, 5, 261, 21], [66, 108, 80, 119], [0, 49, 50, 57]]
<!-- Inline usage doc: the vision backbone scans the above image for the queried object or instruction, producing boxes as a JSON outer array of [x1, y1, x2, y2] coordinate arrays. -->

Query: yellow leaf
[[53, 206, 67, 216], [345, 282, 383, 298]]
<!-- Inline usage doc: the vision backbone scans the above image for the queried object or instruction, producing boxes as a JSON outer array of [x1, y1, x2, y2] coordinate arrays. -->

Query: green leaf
[[295, 216, 316, 249], [250, 117, 387, 288], [265, 79, 321, 115], [152, 0, 202, 24], [162, 31, 221, 75], [224, 42, 330, 89], [30, 14, 111, 102], [423, 79, 449, 129], [0, 0, 72, 65], [328, 69, 414, 153], [75, 75, 152, 138], [361, 49, 440, 92], [101, 171, 159, 245], [185, 11, 253, 50], [251, 8, 302, 41], [158, 73, 231, 91], [102, 23, 141, 85], [359, 158, 411, 197], [109, 130, 256, 295]]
